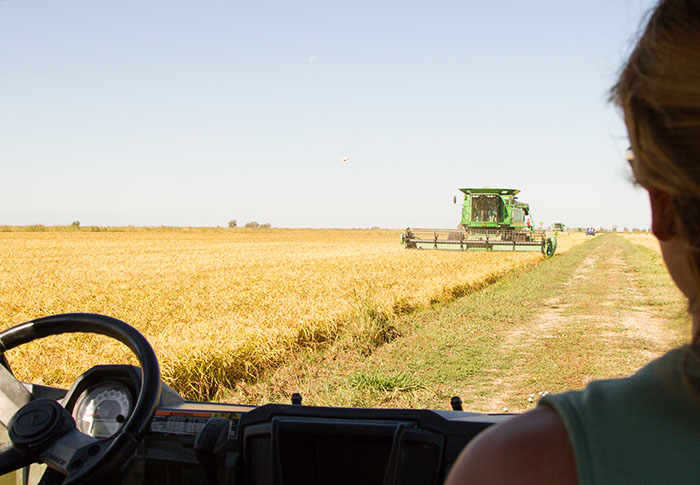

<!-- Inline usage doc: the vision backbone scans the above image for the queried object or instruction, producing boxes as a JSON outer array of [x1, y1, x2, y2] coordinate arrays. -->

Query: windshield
[[471, 196, 502, 223], [0, 1, 673, 418]]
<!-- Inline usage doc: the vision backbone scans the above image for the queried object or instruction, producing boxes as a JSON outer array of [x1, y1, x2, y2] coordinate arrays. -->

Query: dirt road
[[474, 234, 687, 412]]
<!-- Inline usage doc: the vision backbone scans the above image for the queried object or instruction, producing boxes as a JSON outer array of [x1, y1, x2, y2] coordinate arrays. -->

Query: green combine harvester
[[401, 188, 557, 257]]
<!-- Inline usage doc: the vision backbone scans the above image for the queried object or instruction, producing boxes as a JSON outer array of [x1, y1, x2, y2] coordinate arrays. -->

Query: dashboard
[[17, 364, 512, 484]]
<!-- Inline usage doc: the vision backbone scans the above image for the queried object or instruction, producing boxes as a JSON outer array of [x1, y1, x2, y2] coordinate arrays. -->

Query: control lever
[[381, 424, 407, 485], [194, 417, 231, 485]]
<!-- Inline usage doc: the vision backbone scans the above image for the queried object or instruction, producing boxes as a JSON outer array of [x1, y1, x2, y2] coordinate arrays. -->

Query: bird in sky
[[340, 156, 350, 164]]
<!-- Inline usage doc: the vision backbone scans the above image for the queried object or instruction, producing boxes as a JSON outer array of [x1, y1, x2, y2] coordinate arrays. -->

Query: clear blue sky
[[1, 0, 657, 229]]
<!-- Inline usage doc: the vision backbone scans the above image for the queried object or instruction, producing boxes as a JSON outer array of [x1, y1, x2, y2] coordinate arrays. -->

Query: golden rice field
[[619, 231, 660, 253], [0, 228, 589, 399]]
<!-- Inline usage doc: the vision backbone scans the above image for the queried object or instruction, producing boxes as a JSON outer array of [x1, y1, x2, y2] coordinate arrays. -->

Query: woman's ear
[[648, 187, 676, 241]]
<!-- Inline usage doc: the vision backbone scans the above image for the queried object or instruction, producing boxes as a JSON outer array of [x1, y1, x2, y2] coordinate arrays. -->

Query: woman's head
[[613, 0, 700, 195], [612, 0, 700, 312]]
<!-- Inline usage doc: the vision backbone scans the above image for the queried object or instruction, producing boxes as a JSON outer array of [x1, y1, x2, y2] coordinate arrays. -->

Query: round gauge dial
[[73, 381, 133, 438]]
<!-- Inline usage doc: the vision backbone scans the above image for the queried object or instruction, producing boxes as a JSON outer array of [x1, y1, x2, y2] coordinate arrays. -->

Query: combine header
[[401, 188, 557, 257]]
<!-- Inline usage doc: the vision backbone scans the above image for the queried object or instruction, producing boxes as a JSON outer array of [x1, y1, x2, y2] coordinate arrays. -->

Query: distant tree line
[[228, 219, 271, 228]]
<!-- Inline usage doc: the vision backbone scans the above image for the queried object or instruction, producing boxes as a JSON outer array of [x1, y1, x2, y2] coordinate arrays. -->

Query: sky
[[0, 0, 659, 229]]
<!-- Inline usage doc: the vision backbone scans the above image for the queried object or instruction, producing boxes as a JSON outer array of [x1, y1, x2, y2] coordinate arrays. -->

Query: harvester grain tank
[[401, 188, 557, 256]]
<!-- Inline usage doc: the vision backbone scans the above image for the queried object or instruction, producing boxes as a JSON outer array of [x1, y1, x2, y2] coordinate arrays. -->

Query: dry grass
[[0, 228, 589, 399], [618, 231, 660, 253], [553, 232, 590, 253]]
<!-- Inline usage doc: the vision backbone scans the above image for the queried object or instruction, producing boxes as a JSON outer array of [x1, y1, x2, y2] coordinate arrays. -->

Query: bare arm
[[445, 405, 577, 485]]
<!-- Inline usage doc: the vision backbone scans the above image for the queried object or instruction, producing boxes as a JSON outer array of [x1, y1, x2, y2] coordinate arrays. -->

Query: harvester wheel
[[544, 236, 557, 257]]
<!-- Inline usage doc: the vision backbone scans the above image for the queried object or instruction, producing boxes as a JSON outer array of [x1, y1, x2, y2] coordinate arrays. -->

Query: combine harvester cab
[[401, 188, 557, 257]]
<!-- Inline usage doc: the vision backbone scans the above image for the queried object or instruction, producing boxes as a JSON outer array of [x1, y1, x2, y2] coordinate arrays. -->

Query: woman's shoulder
[[445, 405, 577, 485]]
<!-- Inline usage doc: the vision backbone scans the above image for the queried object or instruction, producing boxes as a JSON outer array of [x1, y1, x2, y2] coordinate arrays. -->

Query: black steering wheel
[[0, 313, 161, 484]]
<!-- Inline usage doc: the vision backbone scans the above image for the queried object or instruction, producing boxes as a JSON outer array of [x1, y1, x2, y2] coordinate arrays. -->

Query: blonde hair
[[611, 0, 700, 313]]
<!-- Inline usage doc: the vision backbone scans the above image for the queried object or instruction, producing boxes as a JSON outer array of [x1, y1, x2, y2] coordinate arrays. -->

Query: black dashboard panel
[[26, 366, 511, 484], [141, 403, 506, 484], [234, 403, 507, 485], [244, 417, 443, 485]]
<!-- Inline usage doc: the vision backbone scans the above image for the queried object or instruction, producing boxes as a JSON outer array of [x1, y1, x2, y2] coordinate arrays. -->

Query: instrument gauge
[[73, 381, 133, 438]]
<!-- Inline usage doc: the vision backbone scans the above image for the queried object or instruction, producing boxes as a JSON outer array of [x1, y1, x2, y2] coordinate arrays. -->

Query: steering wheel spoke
[[38, 429, 100, 476], [0, 360, 33, 428], [0, 443, 34, 476]]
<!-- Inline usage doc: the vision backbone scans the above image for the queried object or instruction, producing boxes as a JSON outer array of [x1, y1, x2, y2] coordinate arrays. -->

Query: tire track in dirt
[[476, 235, 681, 412]]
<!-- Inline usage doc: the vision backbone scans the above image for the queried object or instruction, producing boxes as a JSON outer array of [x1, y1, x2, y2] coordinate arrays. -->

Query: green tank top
[[540, 346, 700, 484]]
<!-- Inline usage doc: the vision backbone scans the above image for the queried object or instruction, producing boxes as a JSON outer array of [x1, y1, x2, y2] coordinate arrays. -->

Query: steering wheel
[[0, 313, 161, 484]]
